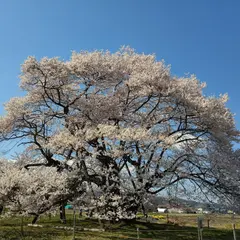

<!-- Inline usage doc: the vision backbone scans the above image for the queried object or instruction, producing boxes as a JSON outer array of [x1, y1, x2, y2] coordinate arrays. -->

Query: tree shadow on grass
[[0, 219, 238, 240], [102, 220, 236, 240]]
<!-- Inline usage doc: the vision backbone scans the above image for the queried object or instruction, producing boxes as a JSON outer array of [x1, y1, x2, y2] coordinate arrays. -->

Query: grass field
[[0, 211, 239, 239]]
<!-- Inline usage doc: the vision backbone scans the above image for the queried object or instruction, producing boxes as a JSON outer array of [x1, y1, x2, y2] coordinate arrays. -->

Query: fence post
[[232, 223, 237, 240], [137, 227, 139, 239], [20, 215, 24, 237], [197, 217, 203, 240], [231, 212, 237, 240], [72, 207, 76, 240]]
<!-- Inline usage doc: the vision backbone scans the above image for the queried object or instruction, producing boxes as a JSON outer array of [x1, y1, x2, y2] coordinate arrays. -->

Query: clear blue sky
[[0, 0, 239, 130]]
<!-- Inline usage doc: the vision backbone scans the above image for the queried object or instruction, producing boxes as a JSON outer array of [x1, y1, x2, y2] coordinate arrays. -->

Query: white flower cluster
[[0, 160, 69, 216]]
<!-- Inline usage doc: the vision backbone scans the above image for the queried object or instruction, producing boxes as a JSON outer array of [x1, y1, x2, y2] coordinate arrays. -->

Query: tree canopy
[[0, 47, 239, 220]]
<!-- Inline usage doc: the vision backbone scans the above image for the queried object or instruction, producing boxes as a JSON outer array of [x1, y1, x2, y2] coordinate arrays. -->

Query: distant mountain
[[145, 195, 229, 213]]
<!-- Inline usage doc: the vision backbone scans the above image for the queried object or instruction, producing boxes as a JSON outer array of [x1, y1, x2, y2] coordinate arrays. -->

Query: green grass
[[0, 212, 239, 239]]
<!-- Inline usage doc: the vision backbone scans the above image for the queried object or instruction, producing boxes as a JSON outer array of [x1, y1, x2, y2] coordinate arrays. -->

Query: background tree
[[0, 47, 238, 220], [0, 159, 69, 223]]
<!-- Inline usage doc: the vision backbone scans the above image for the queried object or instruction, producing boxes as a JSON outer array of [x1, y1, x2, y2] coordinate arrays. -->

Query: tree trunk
[[141, 204, 148, 222], [60, 203, 66, 224], [32, 214, 39, 224], [79, 209, 82, 218], [0, 205, 3, 215]]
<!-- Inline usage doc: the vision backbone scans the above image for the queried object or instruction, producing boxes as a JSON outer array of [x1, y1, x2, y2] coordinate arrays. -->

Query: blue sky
[[0, 0, 239, 136]]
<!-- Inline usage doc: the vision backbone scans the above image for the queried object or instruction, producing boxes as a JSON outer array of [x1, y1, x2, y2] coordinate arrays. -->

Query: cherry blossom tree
[[0, 47, 238, 220], [210, 148, 240, 211], [0, 159, 69, 223]]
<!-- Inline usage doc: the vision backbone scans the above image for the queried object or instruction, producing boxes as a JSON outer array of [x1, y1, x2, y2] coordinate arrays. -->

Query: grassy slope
[[0, 212, 239, 239]]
